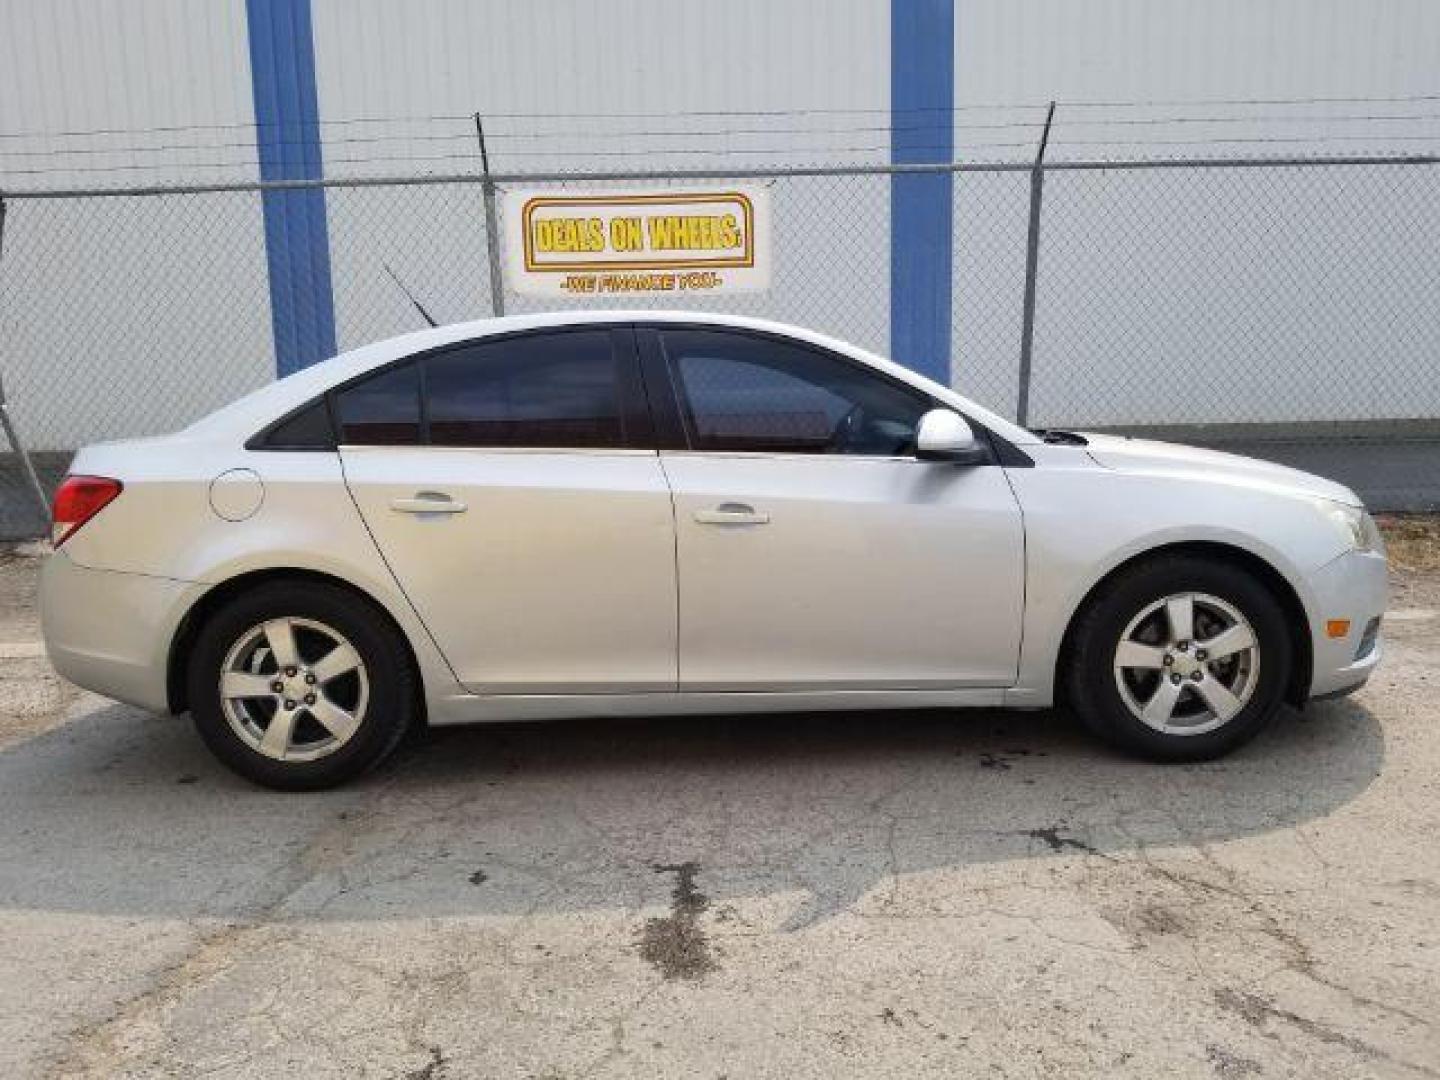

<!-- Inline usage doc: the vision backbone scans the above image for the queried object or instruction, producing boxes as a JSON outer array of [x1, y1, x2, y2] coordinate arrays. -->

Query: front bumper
[[40, 551, 206, 714], [1304, 549, 1387, 700]]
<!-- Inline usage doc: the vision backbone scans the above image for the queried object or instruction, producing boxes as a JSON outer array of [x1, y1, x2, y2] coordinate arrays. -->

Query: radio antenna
[[381, 262, 439, 328]]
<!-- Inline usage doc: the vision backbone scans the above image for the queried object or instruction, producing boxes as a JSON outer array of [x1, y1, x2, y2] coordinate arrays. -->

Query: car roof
[[184, 309, 1037, 446]]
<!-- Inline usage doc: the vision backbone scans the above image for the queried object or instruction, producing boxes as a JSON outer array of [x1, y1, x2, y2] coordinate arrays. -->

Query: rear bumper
[[40, 551, 205, 713], [1304, 549, 1387, 700]]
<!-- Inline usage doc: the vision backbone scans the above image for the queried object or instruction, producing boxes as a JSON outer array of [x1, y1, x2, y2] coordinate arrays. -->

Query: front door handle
[[390, 493, 468, 515], [694, 502, 770, 526]]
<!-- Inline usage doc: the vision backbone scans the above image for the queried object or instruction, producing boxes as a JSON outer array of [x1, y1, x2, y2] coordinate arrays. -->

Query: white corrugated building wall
[[1, 0, 1438, 450]]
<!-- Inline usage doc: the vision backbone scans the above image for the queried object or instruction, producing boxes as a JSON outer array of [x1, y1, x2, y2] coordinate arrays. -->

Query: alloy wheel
[[218, 617, 369, 762], [1112, 592, 1260, 736]]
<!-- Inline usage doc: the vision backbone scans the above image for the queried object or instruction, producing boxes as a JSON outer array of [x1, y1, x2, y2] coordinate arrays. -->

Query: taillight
[[51, 475, 123, 547]]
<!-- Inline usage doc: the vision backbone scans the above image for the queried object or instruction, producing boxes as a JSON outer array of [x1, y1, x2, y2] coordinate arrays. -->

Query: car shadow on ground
[[0, 698, 1384, 927]]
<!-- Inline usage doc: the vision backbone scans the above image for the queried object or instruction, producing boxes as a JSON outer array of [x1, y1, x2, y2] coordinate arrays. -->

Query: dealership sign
[[502, 187, 770, 297]]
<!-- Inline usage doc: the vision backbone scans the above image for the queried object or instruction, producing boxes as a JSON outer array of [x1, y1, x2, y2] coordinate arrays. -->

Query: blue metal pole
[[246, 0, 337, 376], [889, 0, 955, 384]]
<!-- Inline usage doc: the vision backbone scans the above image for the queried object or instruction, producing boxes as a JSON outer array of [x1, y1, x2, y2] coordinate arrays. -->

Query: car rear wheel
[[1066, 555, 1292, 761], [188, 581, 415, 790]]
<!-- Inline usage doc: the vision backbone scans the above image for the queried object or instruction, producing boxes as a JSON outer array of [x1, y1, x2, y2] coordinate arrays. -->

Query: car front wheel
[[188, 580, 416, 790], [1066, 555, 1293, 761]]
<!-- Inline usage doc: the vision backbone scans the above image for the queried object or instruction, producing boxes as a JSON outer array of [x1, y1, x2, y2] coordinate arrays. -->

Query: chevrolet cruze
[[40, 312, 1387, 789]]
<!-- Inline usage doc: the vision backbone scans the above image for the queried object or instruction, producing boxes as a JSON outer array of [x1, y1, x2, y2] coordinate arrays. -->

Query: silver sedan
[[41, 311, 1387, 788]]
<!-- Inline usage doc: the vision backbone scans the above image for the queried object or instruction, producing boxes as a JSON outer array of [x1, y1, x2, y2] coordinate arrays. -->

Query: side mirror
[[915, 409, 987, 464]]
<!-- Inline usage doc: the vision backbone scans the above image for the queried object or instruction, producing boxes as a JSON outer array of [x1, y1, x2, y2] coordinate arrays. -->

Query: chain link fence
[[1029, 159, 1440, 511], [2, 155, 1438, 537]]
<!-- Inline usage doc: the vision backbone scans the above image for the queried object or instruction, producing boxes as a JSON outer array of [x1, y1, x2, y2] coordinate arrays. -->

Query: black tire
[[188, 580, 416, 790], [1065, 555, 1292, 761]]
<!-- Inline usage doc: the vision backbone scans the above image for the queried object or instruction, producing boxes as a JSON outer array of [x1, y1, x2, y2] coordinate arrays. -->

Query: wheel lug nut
[[304, 693, 316, 705], [1195, 649, 1207, 661], [283, 699, 296, 710], [1162, 654, 1173, 666], [1176, 641, 1189, 652], [270, 680, 284, 694], [1191, 671, 1203, 682], [1170, 673, 1182, 685], [304, 672, 317, 685], [285, 666, 298, 677]]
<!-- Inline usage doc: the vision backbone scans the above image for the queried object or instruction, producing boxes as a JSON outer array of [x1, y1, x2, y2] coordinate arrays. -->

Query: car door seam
[[997, 462, 1029, 689], [653, 450, 683, 691], [335, 449, 465, 686]]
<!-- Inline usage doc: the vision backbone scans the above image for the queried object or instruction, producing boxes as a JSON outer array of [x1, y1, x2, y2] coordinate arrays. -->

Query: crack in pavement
[[1213, 987, 1440, 1078], [42, 792, 389, 1077]]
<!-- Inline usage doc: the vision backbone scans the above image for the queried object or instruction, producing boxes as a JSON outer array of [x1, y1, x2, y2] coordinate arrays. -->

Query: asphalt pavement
[[0, 550, 1437, 1078]]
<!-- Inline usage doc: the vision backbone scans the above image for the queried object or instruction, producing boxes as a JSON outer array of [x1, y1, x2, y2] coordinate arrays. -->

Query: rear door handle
[[390, 493, 468, 514], [694, 502, 770, 526]]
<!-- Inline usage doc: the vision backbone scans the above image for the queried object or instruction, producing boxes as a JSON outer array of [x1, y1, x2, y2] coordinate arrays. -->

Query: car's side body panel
[[41, 553, 205, 714], [57, 439, 467, 719], [661, 451, 1025, 690], [422, 687, 1008, 725], [340, 445, 679, 695], [1001, 443, 1365, 706], [1304, 549, 1387, 697]]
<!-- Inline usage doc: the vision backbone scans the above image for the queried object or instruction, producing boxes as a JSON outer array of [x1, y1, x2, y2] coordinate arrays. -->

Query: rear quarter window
[[334, 363, 422, 445], [252, 399, 335, 450]]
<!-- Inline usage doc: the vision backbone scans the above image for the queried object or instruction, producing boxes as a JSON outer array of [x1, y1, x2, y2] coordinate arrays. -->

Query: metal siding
[[0, 0, 274, 452], [0, 0, 259, 188], [2, 1, 1440, 449], [948, 0, 1440, 424], [308, 0, 892, 172], [957, 0, 1440, 116], [307, 0, 893, 354]]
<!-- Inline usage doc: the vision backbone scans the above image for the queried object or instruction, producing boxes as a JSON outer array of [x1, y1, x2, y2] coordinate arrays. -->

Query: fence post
[[474, 113, 506, 317], [1015, 101, 1056, 428], [0, 196, 53, 528], [0, 375, 52, 530]]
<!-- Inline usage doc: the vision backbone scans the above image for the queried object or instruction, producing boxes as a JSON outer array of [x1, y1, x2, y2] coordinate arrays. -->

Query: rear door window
[[423, 330, 638, 449]]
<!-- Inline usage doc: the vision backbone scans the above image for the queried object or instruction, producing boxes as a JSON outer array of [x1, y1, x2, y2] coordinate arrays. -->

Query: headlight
[[1321, 502, 1385, 555]]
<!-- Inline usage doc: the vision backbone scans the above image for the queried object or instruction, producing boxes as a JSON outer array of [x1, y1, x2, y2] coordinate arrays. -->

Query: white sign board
[[502, 187, 770, 297]]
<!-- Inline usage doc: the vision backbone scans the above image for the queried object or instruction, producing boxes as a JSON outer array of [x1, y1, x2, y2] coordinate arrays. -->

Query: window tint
[[335, 363, 421, 445], [257, 399, 333, 449], [662, 329, 929, 455], [425, 330, 629, 448]]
